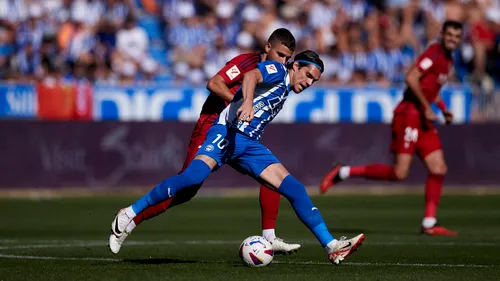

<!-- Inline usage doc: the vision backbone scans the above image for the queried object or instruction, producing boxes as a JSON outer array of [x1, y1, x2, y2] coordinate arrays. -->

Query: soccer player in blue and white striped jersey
[[110, 50, 365, 264]]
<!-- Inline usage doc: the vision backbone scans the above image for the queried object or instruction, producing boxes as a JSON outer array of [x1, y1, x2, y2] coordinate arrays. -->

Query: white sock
[[124, 206, 136, 218], [325, 239, 338, 252], [262, 229, 276, 241], [422, 217, 437, 228], [125, 220, 136, 233], [339, 166, 351, 180]]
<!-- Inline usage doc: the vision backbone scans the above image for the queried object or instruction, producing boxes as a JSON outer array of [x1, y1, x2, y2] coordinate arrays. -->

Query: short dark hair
[[442, 20, 463, 33], [293, 50, 324, 73], [268, 28, 296, 52]]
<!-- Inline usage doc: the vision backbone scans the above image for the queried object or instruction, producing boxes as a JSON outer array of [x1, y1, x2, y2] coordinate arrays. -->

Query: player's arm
[[237, 68, 263, 122], [206, 74, 235, 103], [405, 65, 438, 121], [209, 55, 254, 103], [435, 96, 453, 125]]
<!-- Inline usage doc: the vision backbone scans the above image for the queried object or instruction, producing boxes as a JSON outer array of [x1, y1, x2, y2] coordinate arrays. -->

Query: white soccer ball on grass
[[238, 236, 274, 267]]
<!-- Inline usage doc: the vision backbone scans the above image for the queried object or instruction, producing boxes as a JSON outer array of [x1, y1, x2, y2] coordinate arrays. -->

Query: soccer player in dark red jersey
[[320, 21, 463, 236], [109, 28, 301, 253]]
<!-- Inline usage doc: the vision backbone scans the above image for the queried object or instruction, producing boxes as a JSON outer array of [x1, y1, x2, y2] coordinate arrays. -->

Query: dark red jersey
[[396, 42, 453, 115], [200, 52, 261, 116]]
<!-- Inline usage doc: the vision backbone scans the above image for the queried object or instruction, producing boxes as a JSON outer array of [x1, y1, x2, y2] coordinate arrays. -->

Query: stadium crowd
[[0, 0, 499, 88]]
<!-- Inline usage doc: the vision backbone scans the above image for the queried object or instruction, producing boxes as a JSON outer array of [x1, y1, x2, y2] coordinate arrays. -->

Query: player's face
[[442, 27, 462, 51], [265, 42, 293, 64], [291, 63, 321, 94]]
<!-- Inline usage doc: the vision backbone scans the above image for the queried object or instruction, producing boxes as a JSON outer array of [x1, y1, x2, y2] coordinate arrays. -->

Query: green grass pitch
[[1, 194, 499, 280]]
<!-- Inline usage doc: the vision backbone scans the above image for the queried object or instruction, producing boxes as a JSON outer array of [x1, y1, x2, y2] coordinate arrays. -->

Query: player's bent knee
[[394, 168, 409, 181], [170, 185, 201, 206], [429, 163, 447, 176], [180, 160, 211, 186]]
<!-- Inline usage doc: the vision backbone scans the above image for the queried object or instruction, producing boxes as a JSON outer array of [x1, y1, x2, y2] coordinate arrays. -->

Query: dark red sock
[[259, 185, 280, 230], [424, 174, 444, 218], [133, 198, 174, 225], [349, 164, 398, 181]]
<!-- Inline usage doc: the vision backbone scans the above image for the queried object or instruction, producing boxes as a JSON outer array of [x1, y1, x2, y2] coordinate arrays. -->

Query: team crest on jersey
[[204, 144, 214, 152], [226, 65, 240, 80], [265, 64, 278, 74]]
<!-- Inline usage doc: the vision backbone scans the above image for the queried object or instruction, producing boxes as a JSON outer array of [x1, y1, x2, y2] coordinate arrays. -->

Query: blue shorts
[[196, 124, 280, 179]]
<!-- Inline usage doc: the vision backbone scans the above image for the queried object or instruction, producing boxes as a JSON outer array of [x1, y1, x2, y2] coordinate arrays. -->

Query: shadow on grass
[[124, 258, 198, 264], [124, 258, 241, 266], [329, 228, 417, 235]]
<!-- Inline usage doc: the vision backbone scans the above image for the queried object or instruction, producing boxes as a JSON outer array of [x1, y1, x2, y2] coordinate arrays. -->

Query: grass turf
[[0, 194, 499, 280]]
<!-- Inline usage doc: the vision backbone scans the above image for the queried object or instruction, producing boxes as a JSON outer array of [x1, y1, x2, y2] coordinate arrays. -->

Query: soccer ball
[[238, 236, 274, 267]]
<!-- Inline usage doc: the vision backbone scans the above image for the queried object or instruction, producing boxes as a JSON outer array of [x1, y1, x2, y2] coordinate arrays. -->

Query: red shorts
[[390, 112, 442, 159], [180, 113, 218, 172]]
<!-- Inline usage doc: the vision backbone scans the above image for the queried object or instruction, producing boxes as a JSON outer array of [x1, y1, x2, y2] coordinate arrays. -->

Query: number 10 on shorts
[[212, 134, 229, 149]]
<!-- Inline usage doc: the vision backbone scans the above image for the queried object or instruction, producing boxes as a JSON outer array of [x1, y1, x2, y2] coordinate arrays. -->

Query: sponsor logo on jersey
[[253, 101, 266, 112], [265, 64, 278, 74], [226, 65, 241, 80], [419, 58, 433, 70]]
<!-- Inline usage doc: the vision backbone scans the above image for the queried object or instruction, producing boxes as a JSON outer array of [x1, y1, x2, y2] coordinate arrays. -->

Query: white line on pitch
[[0, 253, 122, 262], [0, 254, 497, 268], [273, 261, 498, 268], [1, 240, 499, 250], [0, 239, 18, 244]]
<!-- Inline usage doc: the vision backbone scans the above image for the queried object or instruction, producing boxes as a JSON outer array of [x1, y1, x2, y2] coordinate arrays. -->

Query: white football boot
[[109, 208, 133, 254], [109, 230, 130, 254], [327, 233, 365, 264], [269, 237, 301, 254]]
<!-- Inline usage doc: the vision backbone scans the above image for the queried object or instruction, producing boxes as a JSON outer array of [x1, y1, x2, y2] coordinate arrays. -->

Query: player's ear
[[293, 61, 300, 71], [265, 42, 271, 53]]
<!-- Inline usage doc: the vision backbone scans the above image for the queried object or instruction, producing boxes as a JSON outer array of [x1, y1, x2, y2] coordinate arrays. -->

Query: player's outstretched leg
[[276, 174, 364, 264], [421, 150, 457, 236], [110, 134, 207, 253], [109, 184, 202, 253], [320, 154, 413, 194], [320, 163, 399, 193], [109, 159, 212, 254], [259, 185, 300, 254], [129, 131, 205, 227]]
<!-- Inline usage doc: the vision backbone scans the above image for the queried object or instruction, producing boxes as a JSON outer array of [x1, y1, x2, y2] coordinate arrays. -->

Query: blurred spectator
[[0, 0, 28, 25], [0, 21, 15, 80], [113, 14, 158, 81], [10, 41, 42, 81], [167, 1, 210, 83]]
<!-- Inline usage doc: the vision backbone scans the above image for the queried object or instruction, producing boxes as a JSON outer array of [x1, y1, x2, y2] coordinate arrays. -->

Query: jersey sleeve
[[217, 62, 243, 84], [256, 61, 287, 84], [415, 45, 438, 75], [217, 54, 259, 85]]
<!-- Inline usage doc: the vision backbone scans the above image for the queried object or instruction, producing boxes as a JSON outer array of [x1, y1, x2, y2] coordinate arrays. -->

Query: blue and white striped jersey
[[216, 60, 291, 140]]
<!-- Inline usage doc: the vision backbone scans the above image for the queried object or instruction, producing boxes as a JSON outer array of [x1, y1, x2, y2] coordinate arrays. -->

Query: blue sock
[[278, 175, 334, 247], [132, 160, 211, 214]]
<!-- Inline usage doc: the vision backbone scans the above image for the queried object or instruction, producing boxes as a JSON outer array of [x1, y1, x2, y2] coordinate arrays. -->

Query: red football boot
[[421, 224, 458, 237], [320, 163, 343, 194]]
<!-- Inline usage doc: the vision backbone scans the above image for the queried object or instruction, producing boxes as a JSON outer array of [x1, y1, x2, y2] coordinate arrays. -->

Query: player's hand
[[443, 110, 453, 125], [237, 101, 254, 123], [424, 107, 438, 122]]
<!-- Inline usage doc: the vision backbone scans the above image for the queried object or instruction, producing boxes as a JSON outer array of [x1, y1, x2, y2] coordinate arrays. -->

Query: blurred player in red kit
[[109, 28, 301, 253], [320, 21, 463, 236]]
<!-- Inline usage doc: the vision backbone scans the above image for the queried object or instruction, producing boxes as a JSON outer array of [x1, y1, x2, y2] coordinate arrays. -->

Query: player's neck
[[439, 41, 452, 58], [260, 52, 267, 62], [288, 68, 295, 88]]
